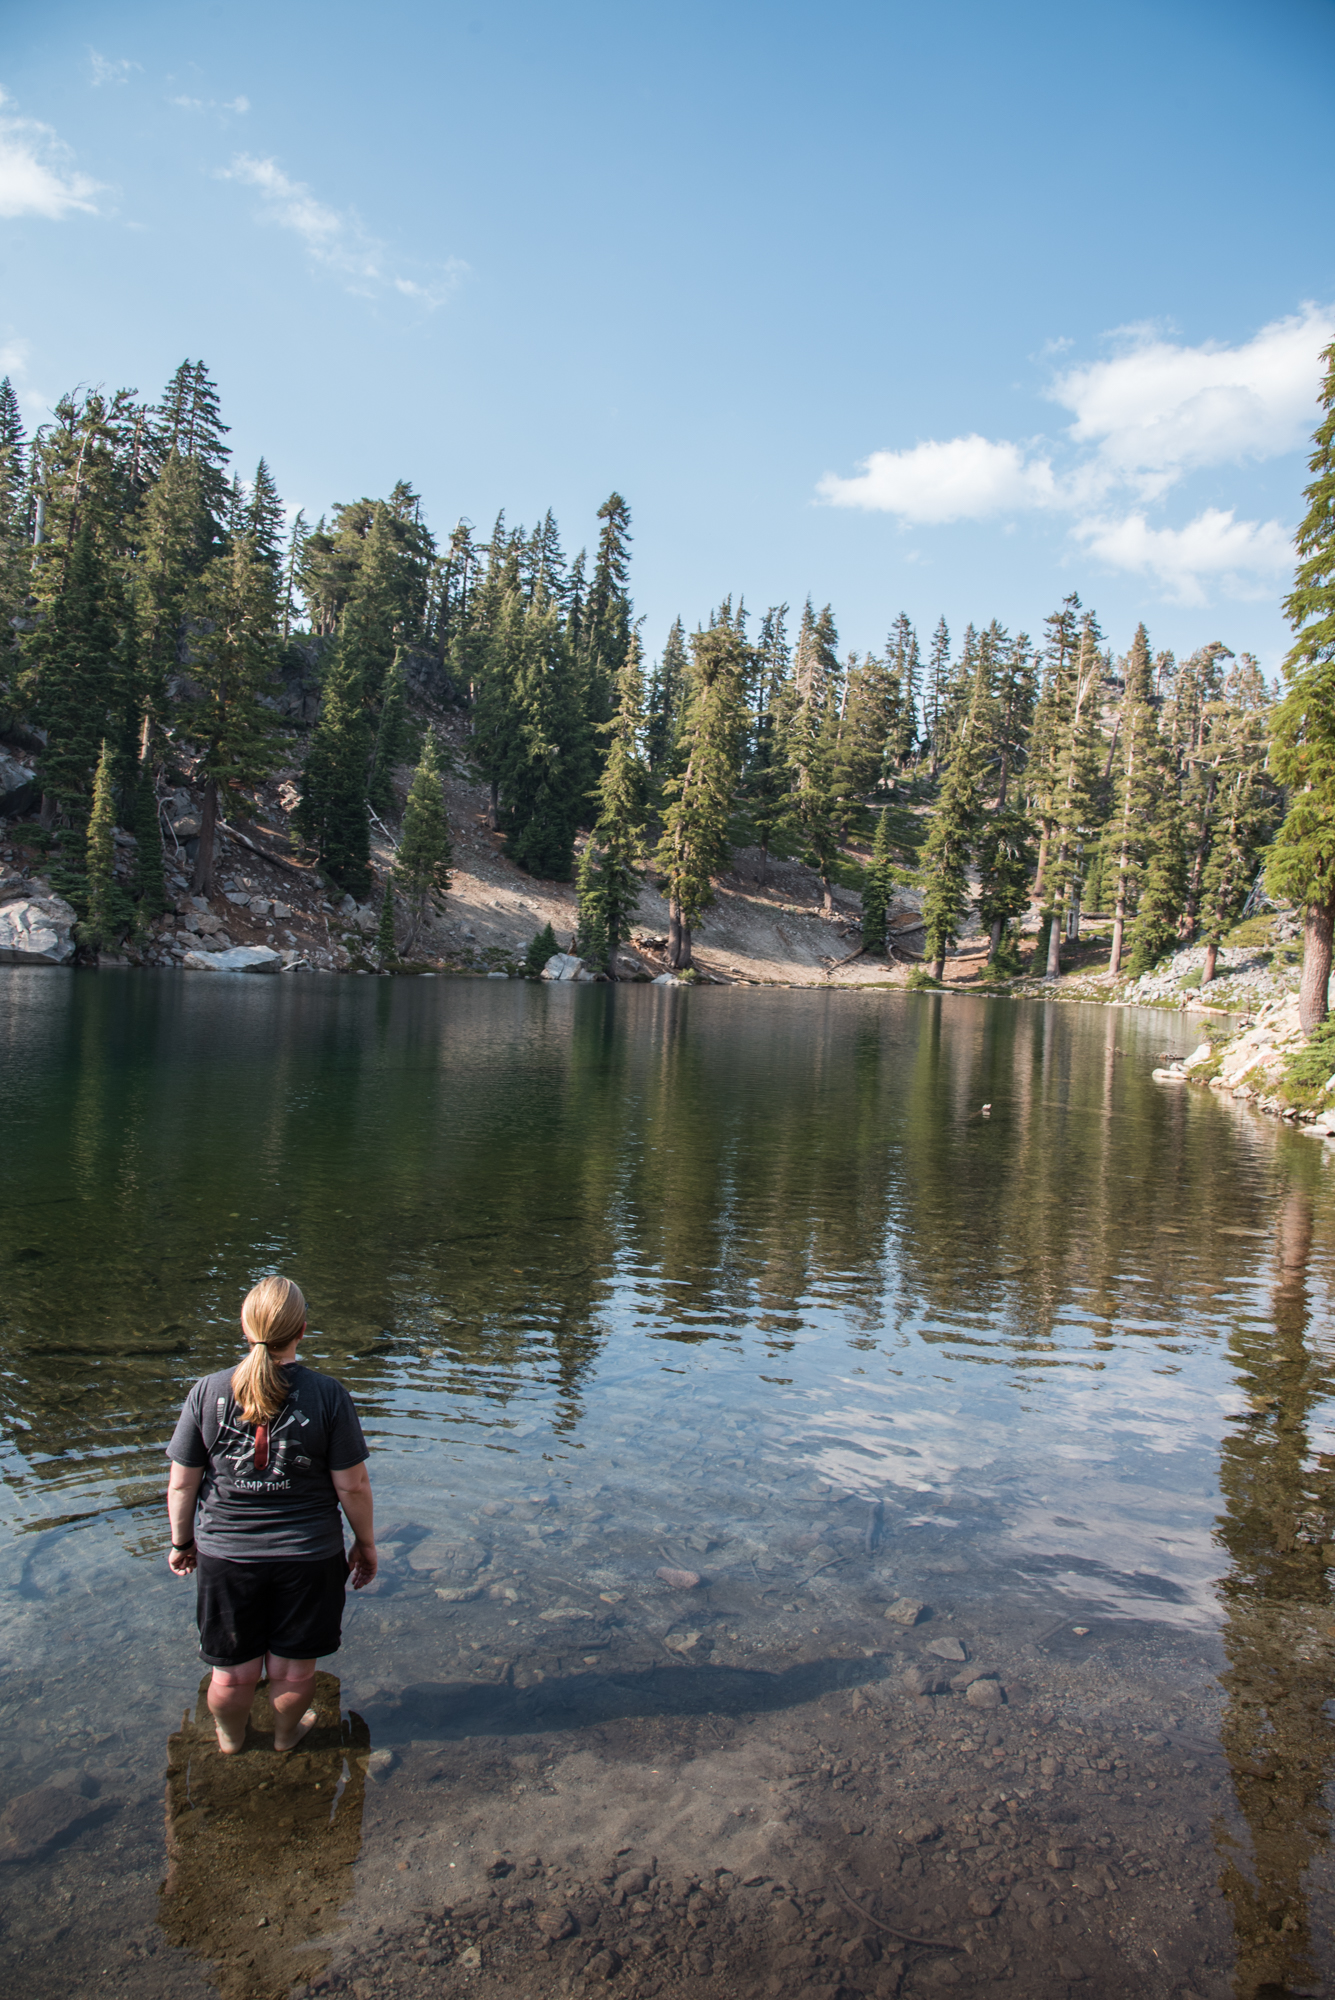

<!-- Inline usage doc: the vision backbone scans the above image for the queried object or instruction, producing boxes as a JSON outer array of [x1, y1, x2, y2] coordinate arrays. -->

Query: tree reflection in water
[[1214, 1182, 1335, 1998], [159, 1672, 369, 1999]]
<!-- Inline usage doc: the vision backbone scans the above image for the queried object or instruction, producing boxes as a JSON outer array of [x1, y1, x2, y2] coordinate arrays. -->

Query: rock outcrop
[[540, 952, 595, 982], [0, 889, 76, 965], [182, 945, 282, 974]]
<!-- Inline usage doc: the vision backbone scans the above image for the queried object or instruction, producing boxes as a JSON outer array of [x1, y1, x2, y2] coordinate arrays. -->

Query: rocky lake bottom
[[2, 972, 1334, 2000]]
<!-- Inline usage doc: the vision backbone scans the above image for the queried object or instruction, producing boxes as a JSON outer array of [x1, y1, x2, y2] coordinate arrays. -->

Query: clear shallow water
[[2, 971, 1335, 1997]]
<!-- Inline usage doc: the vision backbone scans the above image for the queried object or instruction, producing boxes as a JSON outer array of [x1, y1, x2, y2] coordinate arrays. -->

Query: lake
[[1, 970, 1333, 2000]]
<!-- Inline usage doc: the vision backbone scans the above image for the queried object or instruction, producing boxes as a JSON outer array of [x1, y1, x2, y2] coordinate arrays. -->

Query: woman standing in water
[[165, 1276, 377, 1754]]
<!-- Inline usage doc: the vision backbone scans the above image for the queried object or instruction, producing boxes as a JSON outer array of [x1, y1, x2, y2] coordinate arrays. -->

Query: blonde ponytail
[[232, 1275, 306, 1424]]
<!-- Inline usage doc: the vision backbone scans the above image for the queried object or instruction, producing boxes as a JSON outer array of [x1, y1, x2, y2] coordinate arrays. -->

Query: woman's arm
[[167, 1463, 204, 1574], [331, 1463, 377, 1587]]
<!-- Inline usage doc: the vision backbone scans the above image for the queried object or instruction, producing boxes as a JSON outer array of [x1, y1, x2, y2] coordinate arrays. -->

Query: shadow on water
[[361, 1651, 890, 1745], [1214, 1174, 1335, 1999], [158, 1671, 368, 2000]]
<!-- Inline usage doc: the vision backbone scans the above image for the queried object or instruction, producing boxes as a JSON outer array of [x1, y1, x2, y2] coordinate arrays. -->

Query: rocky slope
[[0, 714, 927, 985]]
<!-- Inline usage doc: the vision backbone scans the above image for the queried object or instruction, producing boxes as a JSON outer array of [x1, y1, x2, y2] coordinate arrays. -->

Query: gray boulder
[[182, 945, 282, 974], [0, 748, 38, 819], [541, 951, 592, 982], [0, 894, 76, 966]]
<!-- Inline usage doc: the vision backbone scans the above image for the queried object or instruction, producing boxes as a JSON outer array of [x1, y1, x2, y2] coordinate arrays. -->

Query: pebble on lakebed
[[884, 1596, 925, 1624], [656, 1566, 702, 1589]]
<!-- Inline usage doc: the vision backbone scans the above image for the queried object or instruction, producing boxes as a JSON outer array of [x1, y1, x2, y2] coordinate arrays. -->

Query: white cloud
[[221, 152, 465, 305], [1072, 508, 1293, 606], [171, 93, 249, 115], [89, 51, 140, 87], [1051, 304, 1335, 493], [817, 305, 1334, 606], [0, 91, 102, 219], [817, 435, 1059, 523]]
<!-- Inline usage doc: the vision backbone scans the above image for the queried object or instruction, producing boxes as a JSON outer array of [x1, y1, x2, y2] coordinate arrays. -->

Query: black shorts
[[195, 1551, 349, 1667]]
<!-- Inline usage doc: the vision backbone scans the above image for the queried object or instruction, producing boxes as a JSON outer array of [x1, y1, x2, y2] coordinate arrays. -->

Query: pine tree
[[925, 617, 951, 775], [860, 807, 894, 952], [656, 604, 749, 969], [131, 747, 167, 920], [295, 645, 373, 898], [394, 729, 452, 950], [151, 360, 231, 518], [84, 740, 121, 956], [1266, 341, 1335, 1031], [1125, 787, 1187, 977], [23, 524, 125, 833], [1199, 687, 1278, 982], [493, 591, 589, 880], [646, 616, 689, 774], [1107, 623, 1160, 975], [586, 629, 648, 967], [921, 648, 986, 979], [0, 375, 27, 700], [573, 841, 609, 969], [1038, 607, 1104, 978], [885, 613, 920, 769], [580, 492, 633, 748], [281, 509, 307, 639], [376, 881, 398, 968], [738, 604, 792, 877], [526, 921, 558, 976], [244, 458, 286, 593], [178, 535, 282, 894], [787, 601, 844, 912], [132, 449, 220, 731], [369, 647, 409, 816]]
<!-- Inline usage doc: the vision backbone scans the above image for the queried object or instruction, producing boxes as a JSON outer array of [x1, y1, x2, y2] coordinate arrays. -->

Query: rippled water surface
[[3, 970, 1335, 1999]]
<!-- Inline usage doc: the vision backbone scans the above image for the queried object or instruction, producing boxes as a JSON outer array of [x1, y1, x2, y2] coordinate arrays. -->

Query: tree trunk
[[1109, 857, 1130, 975], [1046, 895, 1063, 979], [488, 778, 499, 831], [667, 900, 693, 971], [989, 916, 1002, 959], [192, 779, 218, 896], [1202, 940, 1218, 984], [1034, 824, 1050, 899], [821, 871, 833, 916], [1298, 896, 1335, 1035], [759, 840, 769, 886], [930, 954, 945, 981]]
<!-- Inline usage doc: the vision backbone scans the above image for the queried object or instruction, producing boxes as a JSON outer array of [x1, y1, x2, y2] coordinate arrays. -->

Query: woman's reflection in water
[[159, 1670, 369, 1999], [1214, 1185, 1335, 2000]]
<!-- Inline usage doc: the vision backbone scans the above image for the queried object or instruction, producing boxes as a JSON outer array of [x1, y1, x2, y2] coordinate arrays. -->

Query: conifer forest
[[2, 346, 1334, 1022]]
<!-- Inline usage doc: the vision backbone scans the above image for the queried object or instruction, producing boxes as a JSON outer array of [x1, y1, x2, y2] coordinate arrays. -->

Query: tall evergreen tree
[[925, 616, 951, 775], [860, 807, 894, 952], [179, 535, 282, 895], [1267, 341, 1335, 1031], [921, 644, 986, 979], [787, 601, 844, 912], [645, 616, 689, 775], [582, 629, 648, 969], [1125, 785, 1187, 977], [656, 604, 750, 970], [492, 590, 588, 879], [295, 646, 373, 899], [376, 880, 398, 967], [885, 612, 920, 768], [369, 648, 409, 817], [281, 509, 307, 639], [1199, 676, 1278, 982], [1107, 623, 1160, 975], [394, 729, 452, 949], [23, 524, 125, 832], [579, 492, 633, 752], [83, 740, 121, 957], [244, 459, 286, 593], [738, 604, 792, 876]]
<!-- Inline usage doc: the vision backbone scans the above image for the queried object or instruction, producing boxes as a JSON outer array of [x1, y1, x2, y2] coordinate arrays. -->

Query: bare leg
[[208, 1657, 264, 1755], [267, 1654, 318, 1751]]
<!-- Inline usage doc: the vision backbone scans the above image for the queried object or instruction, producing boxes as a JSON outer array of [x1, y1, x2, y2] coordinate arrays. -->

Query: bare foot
[[273, 1707, 317, 1752], [213, 1719, 248, 1756]]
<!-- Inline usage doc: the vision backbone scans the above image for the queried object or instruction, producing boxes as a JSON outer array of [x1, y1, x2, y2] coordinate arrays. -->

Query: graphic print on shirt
[[212, 1395, 315, 1493]]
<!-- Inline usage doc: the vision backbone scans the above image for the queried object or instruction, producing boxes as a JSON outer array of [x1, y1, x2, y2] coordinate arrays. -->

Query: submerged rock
[[0, 893, 76, 966], [885, 1596, 926, 1625], [0, 1775, 101, 1860]]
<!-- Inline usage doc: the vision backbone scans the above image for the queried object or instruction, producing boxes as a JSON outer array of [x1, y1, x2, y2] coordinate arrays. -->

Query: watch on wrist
[[172, 1539, 196, 1551]]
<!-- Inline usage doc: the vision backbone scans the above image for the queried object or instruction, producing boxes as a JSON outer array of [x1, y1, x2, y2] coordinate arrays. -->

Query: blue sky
[[4, 0, 1334, 676]]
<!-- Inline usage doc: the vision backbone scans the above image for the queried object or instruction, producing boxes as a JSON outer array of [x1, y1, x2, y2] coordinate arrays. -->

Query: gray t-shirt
[[167, 1364, 368, 1560]]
